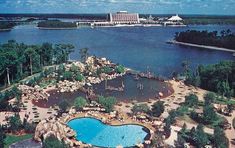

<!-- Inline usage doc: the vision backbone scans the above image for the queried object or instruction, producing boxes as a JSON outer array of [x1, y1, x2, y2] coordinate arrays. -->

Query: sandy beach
[[168, 40, 235, 53]]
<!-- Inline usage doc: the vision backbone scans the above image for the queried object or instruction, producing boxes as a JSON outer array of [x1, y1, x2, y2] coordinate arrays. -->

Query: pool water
[[67, 118, 149, 148]]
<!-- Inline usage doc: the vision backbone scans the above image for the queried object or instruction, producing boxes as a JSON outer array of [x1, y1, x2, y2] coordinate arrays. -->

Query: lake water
[[0, 25, 234, 77], [32, 74, 173, 108]]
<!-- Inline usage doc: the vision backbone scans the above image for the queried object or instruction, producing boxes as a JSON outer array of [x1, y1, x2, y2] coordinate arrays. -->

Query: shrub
[[98, 96, 117, 113], [131, 104, 150, 115], [74, 97, 87, 110], [151, 101, 165, 117]]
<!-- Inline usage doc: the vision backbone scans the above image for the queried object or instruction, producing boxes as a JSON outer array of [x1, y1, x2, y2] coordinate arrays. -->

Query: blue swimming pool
[[67, 117, 149, 148]]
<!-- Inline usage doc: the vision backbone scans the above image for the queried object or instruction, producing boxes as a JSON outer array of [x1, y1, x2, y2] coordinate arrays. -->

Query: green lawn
[[4, 134, 33, 148]]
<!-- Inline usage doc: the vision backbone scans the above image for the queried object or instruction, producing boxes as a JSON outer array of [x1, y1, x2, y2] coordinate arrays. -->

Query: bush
[[185, 94, 198, 107], [62, 71, 73, 81], [74, 97, 87, 110], [58, 100, 70, 113], [151, 101, 165, 117], [98, 96, 117, 113], [115, 65, 125, 74], [132, 104, 150, 115], [75, 73, 84, 82]]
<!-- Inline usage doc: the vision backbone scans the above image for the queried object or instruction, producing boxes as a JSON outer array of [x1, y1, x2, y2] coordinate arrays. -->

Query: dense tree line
[[38, 20, 77, 28], [0, 22, 16, 30], [175, 29, 235, 50], [184, 61, 235, 98], [0, 40, 75, 87], [183, 18, 235, 25]]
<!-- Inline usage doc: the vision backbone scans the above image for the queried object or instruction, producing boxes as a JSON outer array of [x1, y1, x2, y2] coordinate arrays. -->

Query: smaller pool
[[67, 117, 149, 148]]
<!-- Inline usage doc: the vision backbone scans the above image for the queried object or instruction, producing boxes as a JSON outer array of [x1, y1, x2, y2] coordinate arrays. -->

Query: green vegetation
[[184, 94, 198, 107], [131, 103, 150, 115], [176, 124, 211, 148], [115, 65, 125, 74], [0, 22, 16, 30], [58, 100, 70, 113], [38, 20, 77, 28], [8, 114, 22, 133], [4, 134, 33, 148], [0, 125, 6, 148], [98, 96, 117, 113], [74, 97, 87, 110], [43, 135, 68, 148], [79, 48, 89, 63], [151, 101, 165, 117], [0, 40, 74, 87], [184, 61, 234, 98], [232, 117, 235, 129], [213, 126, 229, 148], [184, 17, 235, 25], [175, 29, 235, 50]]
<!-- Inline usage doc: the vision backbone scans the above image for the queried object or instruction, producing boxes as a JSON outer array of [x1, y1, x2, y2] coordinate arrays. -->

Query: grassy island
[[37, 20, 77, 29], [174, 29, 235, 50]]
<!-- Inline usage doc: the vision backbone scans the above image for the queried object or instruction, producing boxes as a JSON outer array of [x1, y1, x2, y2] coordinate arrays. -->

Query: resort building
[[164, 14, 184, 26], [109, 11, 140, 24]]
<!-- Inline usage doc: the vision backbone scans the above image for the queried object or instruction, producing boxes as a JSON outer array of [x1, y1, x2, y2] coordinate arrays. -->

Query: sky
[[0, 0, 235, 15]]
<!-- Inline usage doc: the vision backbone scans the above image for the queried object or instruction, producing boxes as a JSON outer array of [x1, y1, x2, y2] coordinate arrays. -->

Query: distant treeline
[[37, 20, 77, 28], [0, 22, 16, 30], [175, 29, 235, 50], [184, 18, 235, 25]]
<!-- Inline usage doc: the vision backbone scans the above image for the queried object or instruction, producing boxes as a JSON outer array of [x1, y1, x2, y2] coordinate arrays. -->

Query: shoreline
[[0, 28, 12, 31], [37, 26, 78, 30], [168, 40, 235, 53]]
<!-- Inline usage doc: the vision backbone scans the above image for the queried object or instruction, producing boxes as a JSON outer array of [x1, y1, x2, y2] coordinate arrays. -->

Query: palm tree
[[79, 48, 89, 63], [25, 47, 36, 75]]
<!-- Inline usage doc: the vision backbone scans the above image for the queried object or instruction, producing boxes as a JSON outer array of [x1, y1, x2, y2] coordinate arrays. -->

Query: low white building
[[164, 15, 184, 26]]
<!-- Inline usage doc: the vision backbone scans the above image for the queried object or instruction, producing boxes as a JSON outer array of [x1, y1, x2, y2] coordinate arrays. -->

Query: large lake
[[0, 25, 234, 77]]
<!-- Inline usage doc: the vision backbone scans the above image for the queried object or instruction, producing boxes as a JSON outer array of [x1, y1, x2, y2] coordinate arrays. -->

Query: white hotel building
[[109, 11, 140, 24]]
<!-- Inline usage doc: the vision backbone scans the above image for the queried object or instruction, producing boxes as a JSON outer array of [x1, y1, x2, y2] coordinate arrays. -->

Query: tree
[[204, 92, 216, 105], [25, 47, 36, 75], [98, 96, 117, 113], [74, 97, 87, 110], [194, 124, 209, 147], [75, 73, 84, 82], [217, 81, 233, 98], [203, 105, 217, 124], [131, 104, 150, 115], [8, 113, 22, 133], [0, 125, 6, 148], [175, 133, 186, 148], [181, 60, 190, 76], [58, 100, 70, 113], [62, 71, 73, 81], [184, 94, 198, 107], [151, 101, 165, 117], [43, 135, 68, 148], [164, 117, 171, 137], [115, 65, 125, 74], [79, 48, 89, 63], [213, 126, 229, 148]]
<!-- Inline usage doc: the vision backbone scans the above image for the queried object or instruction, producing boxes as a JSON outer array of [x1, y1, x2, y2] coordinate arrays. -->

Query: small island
[[37, 20, 77, 29], [172, 29, 235, 52], [0, 22, 16, 31]]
